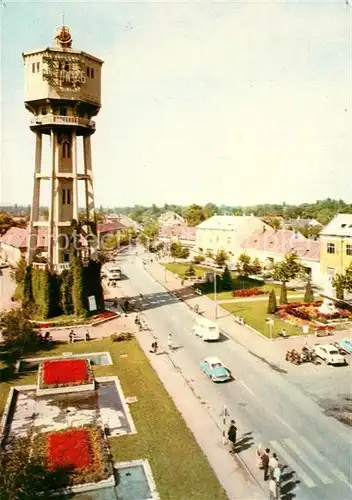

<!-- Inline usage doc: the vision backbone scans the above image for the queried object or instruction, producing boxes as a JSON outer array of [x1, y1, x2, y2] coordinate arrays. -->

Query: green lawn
[[0, 338, 227, 500], [164, 262, 303, 301], [165, 262, 211, 279], [221, 300, 304, 338]]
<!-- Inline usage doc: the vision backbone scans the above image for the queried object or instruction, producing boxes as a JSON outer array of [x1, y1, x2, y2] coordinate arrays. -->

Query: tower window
[[90, 68, 95, 78], [67, 189, 71, 205], [60, 107, 67, 116], [64, 62, 70, 71], [32, 63, 35, 73], [36, 62, 40, 72], [86, 67, 90, 77], [62, 189, 66, 205], [41, 107, 47, 115]]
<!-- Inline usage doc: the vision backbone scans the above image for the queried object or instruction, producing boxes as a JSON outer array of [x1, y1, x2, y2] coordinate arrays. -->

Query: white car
[[313, 344, 346, 365]]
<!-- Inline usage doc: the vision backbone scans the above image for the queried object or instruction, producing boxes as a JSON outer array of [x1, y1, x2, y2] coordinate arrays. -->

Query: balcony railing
[[32, 261, 88, 273], [31, 114, 95, 129]]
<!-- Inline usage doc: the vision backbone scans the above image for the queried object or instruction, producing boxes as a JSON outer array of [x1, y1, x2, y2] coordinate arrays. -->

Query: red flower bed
[[232, 288, 265, 298], [92, 311, 117, 321], [43, 359, 89, 385], [48, 428, 92, 471]]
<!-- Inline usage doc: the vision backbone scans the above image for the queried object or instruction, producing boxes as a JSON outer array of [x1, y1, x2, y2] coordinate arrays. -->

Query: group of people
[[227, 422, 283, 500], [257, 445, 283, 499], [68, 329, 91, 343]]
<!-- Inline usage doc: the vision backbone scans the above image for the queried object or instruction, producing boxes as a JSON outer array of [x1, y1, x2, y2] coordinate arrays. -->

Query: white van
[[193, 317, 220, 341], [107, 267, 122, 280]]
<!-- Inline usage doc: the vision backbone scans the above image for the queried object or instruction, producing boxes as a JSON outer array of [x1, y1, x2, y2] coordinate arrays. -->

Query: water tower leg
[[28, 133, 42, 265]]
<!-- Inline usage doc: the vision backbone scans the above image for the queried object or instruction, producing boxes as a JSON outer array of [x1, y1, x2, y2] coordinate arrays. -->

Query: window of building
[[327, 243, 335, 254], [346, 244, 352, 256], [62, 189, 66, 205], [36, 62, 40, 72], [86, 67, 90, 77], [62, 141, 71, 159], [67, 189, 71, 205], [90, 68, 95, 78], [32, 63, 35, 73], [67, 142, 71, 159], [41, 107, 47, 115], [63, 253, 70, 263], [64, 62, 70, 72]]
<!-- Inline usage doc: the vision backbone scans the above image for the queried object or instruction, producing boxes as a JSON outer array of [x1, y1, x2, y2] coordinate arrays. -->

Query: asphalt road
[[117, 249, 351, 500]]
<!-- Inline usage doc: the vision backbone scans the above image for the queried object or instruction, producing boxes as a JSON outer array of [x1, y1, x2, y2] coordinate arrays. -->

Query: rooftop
[[320, 214, 352, 238], [197, 215, 265, 231]]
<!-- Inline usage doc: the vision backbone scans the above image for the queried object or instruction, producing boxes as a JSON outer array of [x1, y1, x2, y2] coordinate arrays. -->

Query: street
[[115, 249, 352, 500]]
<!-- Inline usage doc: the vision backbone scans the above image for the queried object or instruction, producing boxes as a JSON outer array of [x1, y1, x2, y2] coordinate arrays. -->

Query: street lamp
[[214, 271, 218, 319]]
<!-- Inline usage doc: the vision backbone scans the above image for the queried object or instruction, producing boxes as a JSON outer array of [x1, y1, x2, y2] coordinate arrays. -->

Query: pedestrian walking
[[69, 329, 75, 344], [273, 464, 283, 499], [262, 448, 270, 481], [150, 341, 158, 354], [256, 443, 264, 468], [227, 420, 237, 453], [269, 452, 279, 478], [167, 333, 173, 351]]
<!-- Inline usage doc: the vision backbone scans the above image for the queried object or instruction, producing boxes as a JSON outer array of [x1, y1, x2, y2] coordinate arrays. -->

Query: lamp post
[[214, 271, 218, 319]]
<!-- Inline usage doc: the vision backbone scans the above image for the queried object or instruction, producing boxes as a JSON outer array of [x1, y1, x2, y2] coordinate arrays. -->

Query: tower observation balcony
[[30, 114, 96, 135]]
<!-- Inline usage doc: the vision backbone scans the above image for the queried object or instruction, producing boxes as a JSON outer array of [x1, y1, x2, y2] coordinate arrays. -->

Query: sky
[[0, 0, 351, 208]]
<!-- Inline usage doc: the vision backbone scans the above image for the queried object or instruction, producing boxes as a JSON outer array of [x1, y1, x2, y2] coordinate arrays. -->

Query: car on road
[[200, 357, 231, 382], [335, 338, 352, 355], [313, 344, 346, 365]]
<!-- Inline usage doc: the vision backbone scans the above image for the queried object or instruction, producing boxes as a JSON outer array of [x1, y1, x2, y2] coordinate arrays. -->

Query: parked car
[[313, 344, 346, 365], [335, 338, 352, 355], [200, 357, 231, 382]]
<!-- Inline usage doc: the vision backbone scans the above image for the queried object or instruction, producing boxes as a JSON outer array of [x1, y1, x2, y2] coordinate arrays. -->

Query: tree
[[214, 249, 227, 267], [11, 256, 27, 284], [304, 279, 314, 303], [183, 204, 205, 227], [263, 217, 281, 231], [170, 241, 189, 259], [0, 309, 38, 352], [273, 252, 302, 305], [221, 265, 233, 291], [202, 203, 217, 220], [332, 264, 352, 300], [267, 289, 277, 313], [279, 282, 288, 305], [251, 258, 263, 276], [193, 255, 205, 264], [22, 266, 33, 310], [184, 264, 196, 278], [236, 252, 253, 277]]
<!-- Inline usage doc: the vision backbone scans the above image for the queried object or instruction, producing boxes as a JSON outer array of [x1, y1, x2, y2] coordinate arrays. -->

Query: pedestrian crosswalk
[[268, 436, 349, 491]]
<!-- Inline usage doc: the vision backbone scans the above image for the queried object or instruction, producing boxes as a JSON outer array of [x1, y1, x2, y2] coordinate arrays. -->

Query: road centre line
[[284, 438, 332, 484], [269, 440, 316, 488], [239, 380, 256, 396]]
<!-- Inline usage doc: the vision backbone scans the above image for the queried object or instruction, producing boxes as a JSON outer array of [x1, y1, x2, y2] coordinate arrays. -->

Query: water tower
[[23, 25, 103, 271]]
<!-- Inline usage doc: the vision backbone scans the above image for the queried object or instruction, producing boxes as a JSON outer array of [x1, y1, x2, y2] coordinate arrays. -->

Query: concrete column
[[28, 133, 42, 264], [47, 130, 57, 270], [83, 134, 96, 258], [83, 135, 95, 224], [72, 129, 78, 222]]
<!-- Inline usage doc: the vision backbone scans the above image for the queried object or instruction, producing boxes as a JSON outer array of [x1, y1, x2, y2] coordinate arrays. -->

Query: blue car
[[200, 357, 231, 382], [336, 338, 352, 354]]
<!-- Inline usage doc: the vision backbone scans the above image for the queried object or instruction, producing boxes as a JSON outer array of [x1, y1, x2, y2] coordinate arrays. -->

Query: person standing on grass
[[227, 420, 237, 453]]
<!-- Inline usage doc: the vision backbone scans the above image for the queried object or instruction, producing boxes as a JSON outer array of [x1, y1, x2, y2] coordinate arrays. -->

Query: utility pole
[[214, 271, 218, 319]]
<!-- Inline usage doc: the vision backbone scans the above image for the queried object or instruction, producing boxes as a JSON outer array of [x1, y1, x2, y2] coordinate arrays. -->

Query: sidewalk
[[145, 262, 349, 370], [134, 325, 266, 500]]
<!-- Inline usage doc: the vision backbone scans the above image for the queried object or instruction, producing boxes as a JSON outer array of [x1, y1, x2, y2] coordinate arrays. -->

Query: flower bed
[[33, 425, 113, 488], [37, 358, 95, 396], [232, 288, 265, 298], [276, 300, 350, 329], [43, 359, 89, 386], [91, 311, 118, 322]]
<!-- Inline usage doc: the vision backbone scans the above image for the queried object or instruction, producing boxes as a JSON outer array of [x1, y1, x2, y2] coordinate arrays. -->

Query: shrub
[[111, 332, 133, 342], [304, 280, 314, 303], [267, 289, 277, 313], [193, 255, 205, 264], [185, 265, 196, 278], [221, 265, 233, 291]]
